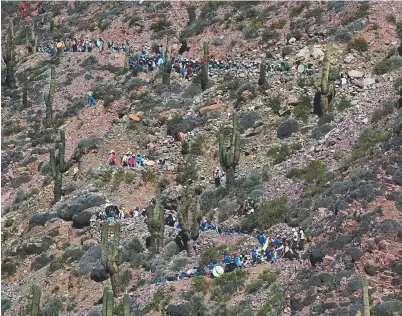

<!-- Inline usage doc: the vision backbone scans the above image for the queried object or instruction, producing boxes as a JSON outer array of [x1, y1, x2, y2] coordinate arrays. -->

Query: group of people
[[107, 150, 168, 170], [158, 227, 308, 284], [98, 205, 124, 221]]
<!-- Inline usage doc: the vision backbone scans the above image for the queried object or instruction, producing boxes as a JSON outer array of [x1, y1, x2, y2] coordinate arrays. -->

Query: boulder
[[288, 37, 296, 44], [72, 206, 103, 228], [90, 265, 109, 282], [163, 241, 180, 260], [57, 194, 106, 221], [296, 46, 311, 60], [29, 211, 59, 228], [199, 104, 223, 115], [344, 55, 355, 63], [20, 237, 53, 255], [348, 70, 365, 78], [312, 47, 324, 60], [76, 245, 102, 276], [166, 303, 191, 316], [362, 77, 376, 86], [31, 253, 55, 271], [277, 119, 299, 139]]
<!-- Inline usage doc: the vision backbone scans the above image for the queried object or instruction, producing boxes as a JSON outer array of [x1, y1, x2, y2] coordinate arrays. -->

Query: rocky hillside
[[1, 1, 402, 316]]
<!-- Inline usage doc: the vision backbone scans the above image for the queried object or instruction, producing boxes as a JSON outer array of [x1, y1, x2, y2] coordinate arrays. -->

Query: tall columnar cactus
[[124, 44, 130, 70], [177, 186, 203, 256], [49, 129, 67, 204], [25, 24, 38, 54], [23, 83, 28, 108], [258, 57, 266, 86], [102, 286, 114, 316], [2, 18, 16, 88], [201, 40, 209, 91], [45, 65, 56, 128], [362, 278, 370, 316], [147, 189, 164, 254], [218, 115, 241, 186], [101, 222, 109, 266], [162, 36, 172, 85], [123, 294, 133, 316], [104, 223, 122, 297], [314, 41, 335, 115], [30, 285, 41, 316]]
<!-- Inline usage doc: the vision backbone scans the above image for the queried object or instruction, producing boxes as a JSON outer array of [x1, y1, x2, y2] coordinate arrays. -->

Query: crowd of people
[[158, 227, 307, 283], [106, 150, 168, 170]]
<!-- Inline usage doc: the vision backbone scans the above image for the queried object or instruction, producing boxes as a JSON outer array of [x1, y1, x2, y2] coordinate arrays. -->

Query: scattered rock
[[348, 70, 365, 78], [277, 119, 299, 139]]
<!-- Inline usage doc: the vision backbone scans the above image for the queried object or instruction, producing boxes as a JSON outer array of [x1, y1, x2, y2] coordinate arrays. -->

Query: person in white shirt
[[299, 228, 306, 251]]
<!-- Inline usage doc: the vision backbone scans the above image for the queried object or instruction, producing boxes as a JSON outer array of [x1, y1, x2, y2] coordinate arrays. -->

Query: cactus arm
[[232, 131, 241, 165], [45, 66, 56, 128], [321, 42, 332, 94], [201, 40, 209, 91], [218, 134, 226, 167], [106, 287, 114, 316], [58, 129, 66, 171], [123, 294, 131, 316], [101, 223, 109, 265], [362, 278, 370, 316], [50, 149, 57, 178], [30, 285, 41, 316]]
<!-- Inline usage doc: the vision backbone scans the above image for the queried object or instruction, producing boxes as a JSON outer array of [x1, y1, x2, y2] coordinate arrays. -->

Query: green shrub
[[261, 29, 280, 42], [236, 82, 257, 100], [337, 97, 352, 111], [212, 269, 247, 300], [246, 279, 264, 294], [150, 18, 172, 32], [242, 194, 288, 231], [187, 5, 196, 24], [150, 286, 173, 311], [124, 172, 135, 184], [42, 297, 63, 316], [374, 56, 402, 75], [271, 19, 286, 30], [371, 100, 395, 123], [1, 261, 17, 279], [176, 155, 198, 185], [351, 129, 385, 160], [393, 76, 402, 90], [267, 95, 281, 114], [286, 160, 327, 184], [170, 257, 191, 272], [294, 95, 311, 123], [191, 277, 210, 294], [291, 3, 309, 16], [142, 169, 156, 183], [190, 134, 207, 156], [347, 36, 368, 52], [5, 218, 14, 227], [341, 2, 369, 25], [259, 269, 278, 285], [386, 14, 396, 25], [267, 144, 291, 165], [112, 169, 125, 191], [199, 246, 224, 267]]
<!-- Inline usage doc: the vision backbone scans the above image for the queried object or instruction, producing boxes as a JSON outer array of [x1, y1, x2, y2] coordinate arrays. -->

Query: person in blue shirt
[[256, 231, 265, 246], [224, 253, 231, 265], [273, 235, 282, 245], [234, 253, 241, 267]]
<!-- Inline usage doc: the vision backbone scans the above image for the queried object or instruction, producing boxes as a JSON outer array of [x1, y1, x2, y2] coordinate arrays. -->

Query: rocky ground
[[2, 1, 402, 316]]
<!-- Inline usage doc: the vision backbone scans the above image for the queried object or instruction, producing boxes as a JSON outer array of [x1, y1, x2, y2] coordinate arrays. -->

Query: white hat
[[110, 150, 115, 154], [292, 228, 296, 232], [212, 266, 224, 278]]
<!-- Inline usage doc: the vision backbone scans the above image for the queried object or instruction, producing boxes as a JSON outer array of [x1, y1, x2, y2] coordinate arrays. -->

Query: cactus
[[362, 278, 370, 316], [124, 43, 130, 70], [123, 294, 132, 316], [102, 286, 114, 316], [162, 36, 172, 85], [147, 189, 164, 254], [22, 83, 28, 108], [25, 24, 38, 54], [44, 65, 56, 128], [258, 57, 266, 86], [177, 186, 203, 256], [314, 41, 335, 116], [2, 18, 16, 88], [101, 223, 122, 297], [218, 114, 241, 186], [30, 285, 41, 316], [49, 129, 67, 204], [201, 40, 209, 91]]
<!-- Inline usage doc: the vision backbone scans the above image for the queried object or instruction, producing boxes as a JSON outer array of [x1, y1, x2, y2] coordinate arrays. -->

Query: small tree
[[147, 189, 164, 254]]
